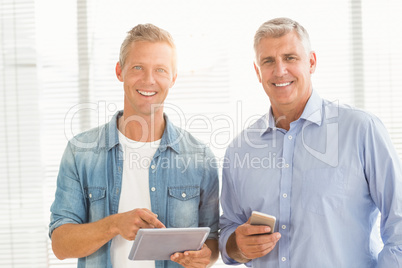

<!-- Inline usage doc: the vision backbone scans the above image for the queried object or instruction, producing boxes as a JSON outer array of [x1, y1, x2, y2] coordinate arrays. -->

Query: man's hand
[[170, 243, 212, 268], [51, 208, 165, 260], [226, 219, 281, 263], [114, 208, 165, 241]]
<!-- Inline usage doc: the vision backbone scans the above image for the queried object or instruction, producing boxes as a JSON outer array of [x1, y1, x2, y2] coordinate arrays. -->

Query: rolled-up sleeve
[[49, 142, 86, 238]]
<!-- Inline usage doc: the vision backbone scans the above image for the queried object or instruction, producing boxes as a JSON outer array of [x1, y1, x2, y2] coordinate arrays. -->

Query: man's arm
[[51, 208, 165, 260], [363, 116, 402, 266], [219, 148, 281, 263], [205, 239, 219, 266], [226, 231, 251, 263]]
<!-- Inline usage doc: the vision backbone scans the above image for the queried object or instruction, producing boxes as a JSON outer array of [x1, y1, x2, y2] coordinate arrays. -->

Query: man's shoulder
[[168, 123, 210, 152], [67, 121, 115, 152], [233, 113, 267, 142], [224, 113, 267, 154], [73, 124, 105, 140], [323, 99, 381, 126]]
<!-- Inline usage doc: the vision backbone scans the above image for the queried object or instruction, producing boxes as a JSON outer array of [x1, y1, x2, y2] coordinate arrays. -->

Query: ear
[[170, 73, 178, 88], [115, 62, 124, 82], [309, 51, 317, 74], [253, 62, 262, 83]]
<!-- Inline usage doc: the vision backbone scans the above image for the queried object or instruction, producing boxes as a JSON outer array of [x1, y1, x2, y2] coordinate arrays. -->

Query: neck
[[271, 89, 312, 131], [118, 111, 165, 142], [272, 108, 303, 131]]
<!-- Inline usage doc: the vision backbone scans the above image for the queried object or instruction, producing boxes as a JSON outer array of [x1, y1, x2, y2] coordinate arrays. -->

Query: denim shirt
[[49, 111, 219, 268]]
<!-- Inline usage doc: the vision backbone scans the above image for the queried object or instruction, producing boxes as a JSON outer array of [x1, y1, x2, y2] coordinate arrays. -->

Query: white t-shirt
[[110, 131, 160, 268]]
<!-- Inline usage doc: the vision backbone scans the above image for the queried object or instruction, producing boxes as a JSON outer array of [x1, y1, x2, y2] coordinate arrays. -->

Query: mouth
[[273, 82, 293, 87], [137, 90, 157, 96]]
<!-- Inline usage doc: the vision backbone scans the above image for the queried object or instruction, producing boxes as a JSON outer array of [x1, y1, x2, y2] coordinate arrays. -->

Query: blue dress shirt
[[219, 90, 402, 268], [49, 111, 219, 268]]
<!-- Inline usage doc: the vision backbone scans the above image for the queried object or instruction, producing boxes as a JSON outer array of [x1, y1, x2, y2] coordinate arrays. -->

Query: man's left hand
[[170, 243, 211, 268]]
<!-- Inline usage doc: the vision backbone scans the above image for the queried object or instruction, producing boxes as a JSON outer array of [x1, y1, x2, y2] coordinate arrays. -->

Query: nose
[[273, 61, 287, 77], [143, 69, 156, 84]]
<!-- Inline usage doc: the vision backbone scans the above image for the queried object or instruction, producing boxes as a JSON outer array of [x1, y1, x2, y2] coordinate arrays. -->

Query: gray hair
[[254, 17, 312, 56], [119, 23, 177, 73]]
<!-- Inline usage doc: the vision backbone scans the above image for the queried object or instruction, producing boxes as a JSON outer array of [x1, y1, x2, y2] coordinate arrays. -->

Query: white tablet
[[128, 227, 210, 261]]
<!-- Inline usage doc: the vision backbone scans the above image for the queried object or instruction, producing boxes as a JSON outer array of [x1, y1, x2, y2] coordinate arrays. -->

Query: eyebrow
[[129, 62, 171, 70], [260, 53, 298, 61], [156, 64, 170, 69], [283, 53, 297, 57]]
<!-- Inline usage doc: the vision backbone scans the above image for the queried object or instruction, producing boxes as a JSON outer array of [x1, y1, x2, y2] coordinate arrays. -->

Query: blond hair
[[119, 23, 177, 73]]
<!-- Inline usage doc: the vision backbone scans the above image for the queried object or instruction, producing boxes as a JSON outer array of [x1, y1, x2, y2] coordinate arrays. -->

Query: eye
[[133, 66, 142, 70], [286, 56, 297, 61], [156, 68, 166, 73], [261, 57, 275, 64], [262, 59, 274, 65]]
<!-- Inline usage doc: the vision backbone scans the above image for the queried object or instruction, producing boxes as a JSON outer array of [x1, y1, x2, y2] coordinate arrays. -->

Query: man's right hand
[[226, 219, 281, 263], [51, 208, 165, 260], [114, 208, 166, 241]]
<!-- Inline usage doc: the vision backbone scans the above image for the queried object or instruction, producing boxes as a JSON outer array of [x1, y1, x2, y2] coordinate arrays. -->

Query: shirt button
[[181, 193, 187, 198], [288, 135, 293, 140], [282, 257, 287, 262], [89, 193, 92, 198], [151, 165, 156, 169], [151, 187, 156, 192], [282, 225, 286, 229], [283, 193, 288, 198], [285, 164, 290, 168]]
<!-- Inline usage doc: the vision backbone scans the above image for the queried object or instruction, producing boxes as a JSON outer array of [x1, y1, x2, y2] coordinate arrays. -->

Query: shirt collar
[[104, 110, 121, 150], [105, 110, 180, 153], [261, 89, 323, 136], [158, 113, 181, 154], [299, 89, 323, 126]]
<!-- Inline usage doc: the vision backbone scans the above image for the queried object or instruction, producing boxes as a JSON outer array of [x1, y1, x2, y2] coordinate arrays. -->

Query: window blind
[[0, 0, 47, 267], [361, 0, 402, 156], [37, 0, 81, 266]]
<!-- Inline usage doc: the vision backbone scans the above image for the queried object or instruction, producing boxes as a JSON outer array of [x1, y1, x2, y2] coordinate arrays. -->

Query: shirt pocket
[[167, 186, 200, 228], [84, 187, 106, 222], [301, 168, 346, 216]]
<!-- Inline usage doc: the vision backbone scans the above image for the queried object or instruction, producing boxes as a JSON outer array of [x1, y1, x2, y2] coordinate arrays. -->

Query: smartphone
[[250, 211, 276, 234]]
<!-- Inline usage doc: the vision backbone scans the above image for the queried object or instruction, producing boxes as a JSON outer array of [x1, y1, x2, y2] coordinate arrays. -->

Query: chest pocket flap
[[84, 187, 106, 202], [168, 186, 200, 201]]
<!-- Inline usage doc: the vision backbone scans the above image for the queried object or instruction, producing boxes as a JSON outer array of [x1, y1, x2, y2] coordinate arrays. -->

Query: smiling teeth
[[138, 90, 156, 96], [275, 82, 291, 87]]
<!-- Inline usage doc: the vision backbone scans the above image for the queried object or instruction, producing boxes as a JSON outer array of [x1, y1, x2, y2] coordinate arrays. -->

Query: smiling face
[[254, 31, 316, 117], [116, 41, 177, 118]]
